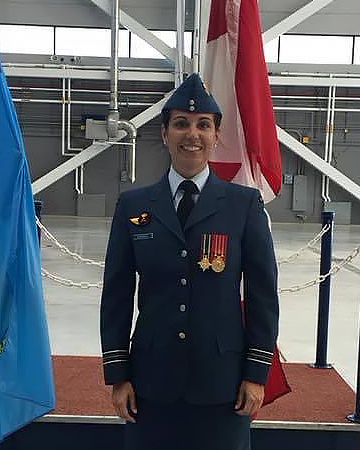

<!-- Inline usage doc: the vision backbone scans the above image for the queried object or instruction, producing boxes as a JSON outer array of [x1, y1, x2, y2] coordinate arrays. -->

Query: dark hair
[[161, 109, 221, 130]]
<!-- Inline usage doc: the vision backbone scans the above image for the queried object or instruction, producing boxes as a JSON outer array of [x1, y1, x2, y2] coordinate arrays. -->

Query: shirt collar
[[168, 165, 210, 198]]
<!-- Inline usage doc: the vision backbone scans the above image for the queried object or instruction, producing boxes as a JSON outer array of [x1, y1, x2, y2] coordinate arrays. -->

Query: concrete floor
[[40, 216, 360, 391]]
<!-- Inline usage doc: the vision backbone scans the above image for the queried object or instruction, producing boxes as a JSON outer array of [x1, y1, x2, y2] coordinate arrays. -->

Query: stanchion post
[[347, 320, 360, 423], [34, 200, 43, 246], [310, 211, 334, 369]]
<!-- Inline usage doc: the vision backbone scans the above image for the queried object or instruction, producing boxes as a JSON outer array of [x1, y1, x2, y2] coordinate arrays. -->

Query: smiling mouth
[[179, 145, 202, 152]]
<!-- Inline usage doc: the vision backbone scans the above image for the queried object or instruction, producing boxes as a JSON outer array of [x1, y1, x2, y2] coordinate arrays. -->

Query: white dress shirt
[[168, 165, 210, 210]]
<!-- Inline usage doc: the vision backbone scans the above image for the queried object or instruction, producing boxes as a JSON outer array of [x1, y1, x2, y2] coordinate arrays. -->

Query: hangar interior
[[2, 0, 360, 224], [1, 0, 360, 410]]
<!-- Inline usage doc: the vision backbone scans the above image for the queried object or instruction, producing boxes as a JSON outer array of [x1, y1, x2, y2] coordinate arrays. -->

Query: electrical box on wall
[[283, 174, 293, 185], [292, 175, 307, 211]]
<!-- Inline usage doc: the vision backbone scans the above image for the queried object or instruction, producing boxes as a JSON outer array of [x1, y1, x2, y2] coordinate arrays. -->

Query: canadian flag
[[202, 0, 290, 408], [202, 0, 282, 203]]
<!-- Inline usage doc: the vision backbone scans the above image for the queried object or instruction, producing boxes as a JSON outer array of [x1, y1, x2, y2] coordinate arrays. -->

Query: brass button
[[179, 332, 186, 340], [180, 278, 187, 286], [180, 304, 186, 312]]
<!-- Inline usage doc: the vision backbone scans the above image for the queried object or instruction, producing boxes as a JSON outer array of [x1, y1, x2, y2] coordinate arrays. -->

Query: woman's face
[[162, 110, 219, 179]]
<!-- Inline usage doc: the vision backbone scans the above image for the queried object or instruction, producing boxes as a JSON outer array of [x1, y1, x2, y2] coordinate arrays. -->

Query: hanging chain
[[41, 268, 103, 289], [279, 245, 360, 293], [277, 224, 330, 265], [35, 218, 358, 292], [36, 218, 105, 268]]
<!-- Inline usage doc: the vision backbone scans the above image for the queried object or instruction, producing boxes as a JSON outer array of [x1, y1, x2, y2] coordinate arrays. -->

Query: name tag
[[132, 233, 154, 241]]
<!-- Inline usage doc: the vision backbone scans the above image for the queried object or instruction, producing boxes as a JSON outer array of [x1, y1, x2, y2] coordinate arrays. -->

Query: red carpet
[[52, 356, 355, 423]]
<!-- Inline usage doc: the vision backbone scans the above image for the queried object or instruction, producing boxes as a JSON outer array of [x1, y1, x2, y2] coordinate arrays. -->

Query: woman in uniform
[[100, 73, 279, 450]]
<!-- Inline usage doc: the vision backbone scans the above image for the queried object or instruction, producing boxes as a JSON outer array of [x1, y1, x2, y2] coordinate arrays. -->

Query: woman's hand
[[112, 381, 137, 423], [234, 381, 264, 416]]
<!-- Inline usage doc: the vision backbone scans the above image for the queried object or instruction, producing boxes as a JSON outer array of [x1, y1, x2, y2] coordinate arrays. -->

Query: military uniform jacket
[[100, 172, 279, 405]]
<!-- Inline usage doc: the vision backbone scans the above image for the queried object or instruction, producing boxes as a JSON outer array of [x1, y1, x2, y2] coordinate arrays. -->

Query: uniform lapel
[[185, 172, 225, 231], [150, 174, 185, 243]]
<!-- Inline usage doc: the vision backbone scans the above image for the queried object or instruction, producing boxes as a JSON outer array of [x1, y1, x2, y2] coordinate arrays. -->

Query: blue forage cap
[[162, 73, 222, 120]]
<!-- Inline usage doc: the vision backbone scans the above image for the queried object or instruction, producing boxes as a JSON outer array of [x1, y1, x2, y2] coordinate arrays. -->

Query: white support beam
[[270, 75, 360, 88], [32, 141, 113, 195], [32, 95, 170, 194], [277, 127, 360, 202], [89, 0, 192, 71], [263, 0, 336, 44], [3, 66, 174, 82]]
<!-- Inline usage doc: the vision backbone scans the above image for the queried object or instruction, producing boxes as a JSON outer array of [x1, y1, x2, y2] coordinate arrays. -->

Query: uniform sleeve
[[100, 194, 136, 385], [241, 190, 279, 385]]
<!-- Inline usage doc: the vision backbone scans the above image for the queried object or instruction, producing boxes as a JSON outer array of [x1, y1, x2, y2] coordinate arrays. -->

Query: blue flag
[[0, 56, 55, 442]]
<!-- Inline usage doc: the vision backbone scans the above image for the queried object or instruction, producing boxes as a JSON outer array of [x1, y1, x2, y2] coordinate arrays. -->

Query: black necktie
[[177, 180, 198, 229]]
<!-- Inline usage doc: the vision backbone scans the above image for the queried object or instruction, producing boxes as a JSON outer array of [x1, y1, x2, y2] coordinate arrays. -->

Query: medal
[[198, 234, 229, 273], [212, 256, 225, 272], [198, 234, 212, 271], [211, 234, 228, 273]]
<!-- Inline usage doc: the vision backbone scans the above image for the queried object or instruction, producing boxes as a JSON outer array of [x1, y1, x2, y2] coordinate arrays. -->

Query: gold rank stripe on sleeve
[[246, 348, 274, 365], [102, 349, 129, 365]]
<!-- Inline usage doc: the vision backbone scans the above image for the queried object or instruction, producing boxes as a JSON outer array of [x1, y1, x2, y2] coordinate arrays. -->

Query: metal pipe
[[12, 98, 153, 107], [107, 0, 120, 138], [10, 86, 167, 95], [326, 86, 337, 202], [273, 95, 360, 101], [279, 71, 360, 78], [175, 0, 185, 87], [75, 168, 80, 194], [67, 79, 83, 153], [118, 120, 137, 183], [11, 94, 360, 113], [62, 78, 66, 157], [322, 84, 333, 202], [274, 106, 360, 113], [13, 96, 360, 112], [193, 0, 201, 73], [80, 164, 84, 194]]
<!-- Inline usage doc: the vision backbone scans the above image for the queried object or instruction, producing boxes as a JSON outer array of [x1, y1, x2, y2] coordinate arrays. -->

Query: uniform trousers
[[124, 396, 251, 450]]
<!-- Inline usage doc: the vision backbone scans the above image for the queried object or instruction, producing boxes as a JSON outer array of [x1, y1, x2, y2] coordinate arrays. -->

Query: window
[[55, 27, 130, 58], [264, 37, 279, 63], [0, 25, 54, 54], [280, 35, 353, 65], [131, 30, 192, 59]]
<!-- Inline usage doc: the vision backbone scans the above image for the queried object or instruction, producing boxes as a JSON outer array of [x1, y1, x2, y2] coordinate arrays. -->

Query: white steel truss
[[32, 95, 170, 195], [277, 127, 360, 202], [26, 0, 360, 203], [263, 0, 336, 45], [89, 0, 191, 71]]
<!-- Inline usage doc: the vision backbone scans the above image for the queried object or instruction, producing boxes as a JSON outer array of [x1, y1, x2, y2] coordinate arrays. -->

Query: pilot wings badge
[[129, 212, 151, 226]]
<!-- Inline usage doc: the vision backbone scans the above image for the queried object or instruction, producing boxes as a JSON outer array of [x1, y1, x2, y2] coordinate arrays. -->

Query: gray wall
[[13, 79, 360, 223], [3, 0, 360, 222]]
